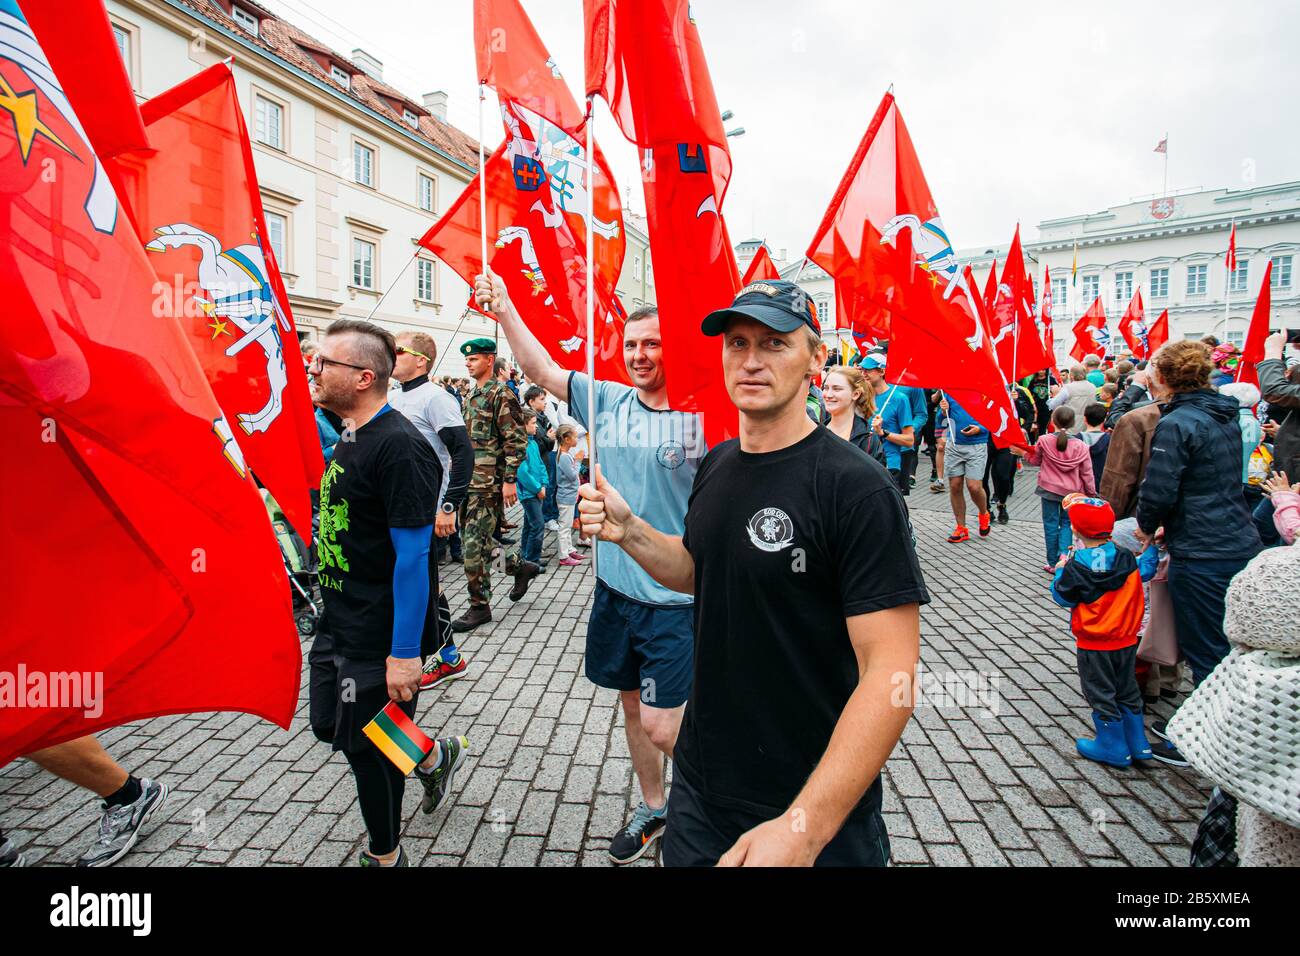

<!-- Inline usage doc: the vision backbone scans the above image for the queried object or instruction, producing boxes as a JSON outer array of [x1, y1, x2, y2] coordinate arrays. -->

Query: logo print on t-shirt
[[746, 507, 794, 553], [656, 440, 685, 470]]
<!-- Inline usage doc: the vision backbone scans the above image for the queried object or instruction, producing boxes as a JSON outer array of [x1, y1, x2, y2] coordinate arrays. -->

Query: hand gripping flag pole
[[584, 97, 599, 578]]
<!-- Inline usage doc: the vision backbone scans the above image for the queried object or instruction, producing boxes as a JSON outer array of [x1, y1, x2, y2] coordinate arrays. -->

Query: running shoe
[[545, 520, 560, 532], [567, 551, 586, 561], [997, 504, 1009, 525], [978, 511, 991, 537], [417, 736, 471, 815], [1150, 738, 1189, 768], [359, 846, 408, 867], [608, 802, 667, 865], [930, 479, 945, 494], [0, 837, 26, 867], [76, 778, 169, 867], [420, 653, 469, 689], [1150, 720, 1170, 741], [947, 526, 970, 543], [559, 556, 583, 567]]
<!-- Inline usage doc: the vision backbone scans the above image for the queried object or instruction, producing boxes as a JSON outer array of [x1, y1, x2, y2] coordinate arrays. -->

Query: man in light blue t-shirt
[[861, 353, 915, 495], [473, 271, 702, 865]]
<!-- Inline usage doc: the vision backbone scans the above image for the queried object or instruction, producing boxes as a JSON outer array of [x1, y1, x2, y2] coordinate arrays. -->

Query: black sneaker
[[76, 778, 169, 867], [1149, 738, 1189, 768], [359, 846, 408, 867], [997, 504, 1009, 525], [417, 736, 471, 814], [608, 802, 667, 865], [1150, 720, 1170, 742]]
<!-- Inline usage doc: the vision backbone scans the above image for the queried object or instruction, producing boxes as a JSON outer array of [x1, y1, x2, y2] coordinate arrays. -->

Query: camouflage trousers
[[462, 490, 520, 607]]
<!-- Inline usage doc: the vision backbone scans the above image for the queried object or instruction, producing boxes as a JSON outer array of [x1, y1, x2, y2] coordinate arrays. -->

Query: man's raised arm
[[577, 466, 695, 595], [473, 272, 572, 401]]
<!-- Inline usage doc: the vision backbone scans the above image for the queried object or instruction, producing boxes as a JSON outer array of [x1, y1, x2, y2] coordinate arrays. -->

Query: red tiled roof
[[175, 0, 481, 171]]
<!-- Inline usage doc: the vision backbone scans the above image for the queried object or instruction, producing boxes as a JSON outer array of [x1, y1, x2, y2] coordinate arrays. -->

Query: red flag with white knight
[[742, 244, 780, 284], [806, 91, 1025, 447], [1118, 289, 1150, 359], [1237, 260, 1272, 386], [991, 226, 1051, 380], [1071, 297, 1109, 361], [106, 63, 322, 540], [1041, 267, 1056, 365], [1, 1, 300, 764], [982, 259, 997, 313], [423, 0, 629, 384], [586, 0, 741, 445]]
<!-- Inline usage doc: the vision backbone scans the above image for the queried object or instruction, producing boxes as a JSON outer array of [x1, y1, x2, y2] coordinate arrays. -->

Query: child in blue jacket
[[516, 410, 549, 569]]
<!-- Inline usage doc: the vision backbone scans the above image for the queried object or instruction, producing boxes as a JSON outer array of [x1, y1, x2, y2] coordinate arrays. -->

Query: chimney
[[779, 248, 787, 262], [350, 48, 383, 81], [423, 91, 448, 123]]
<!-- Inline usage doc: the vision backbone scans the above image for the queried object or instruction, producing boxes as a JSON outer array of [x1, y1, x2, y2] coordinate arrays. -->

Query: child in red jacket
[[1050, 495, 1158, 767]]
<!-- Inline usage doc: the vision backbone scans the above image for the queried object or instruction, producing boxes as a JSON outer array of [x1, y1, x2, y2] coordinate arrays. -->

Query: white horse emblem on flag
[[146, 223, 288, 436]]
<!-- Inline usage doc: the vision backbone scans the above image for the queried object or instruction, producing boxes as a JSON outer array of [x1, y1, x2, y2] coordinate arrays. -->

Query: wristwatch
[[440, 501, 456, 515], [881, 429, 892, 440]]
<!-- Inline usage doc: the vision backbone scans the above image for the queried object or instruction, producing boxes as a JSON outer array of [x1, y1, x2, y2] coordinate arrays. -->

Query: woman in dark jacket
[[822, 366, 887, 468], [1135, 341, 1262, 691]]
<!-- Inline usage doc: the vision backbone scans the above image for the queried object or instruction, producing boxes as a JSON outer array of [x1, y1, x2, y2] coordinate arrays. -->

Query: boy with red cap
[[1050, 494, 1160, 767]]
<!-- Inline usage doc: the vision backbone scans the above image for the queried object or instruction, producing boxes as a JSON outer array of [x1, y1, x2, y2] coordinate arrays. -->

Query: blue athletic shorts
[[585, 580, 693, 709]]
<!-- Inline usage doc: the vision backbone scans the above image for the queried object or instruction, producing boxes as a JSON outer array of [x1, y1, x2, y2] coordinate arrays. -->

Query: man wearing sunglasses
[[389, 332, 474, 688]]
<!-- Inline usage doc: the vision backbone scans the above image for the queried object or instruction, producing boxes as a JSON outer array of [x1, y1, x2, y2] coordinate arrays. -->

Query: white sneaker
[[544, 520, 560, 532]]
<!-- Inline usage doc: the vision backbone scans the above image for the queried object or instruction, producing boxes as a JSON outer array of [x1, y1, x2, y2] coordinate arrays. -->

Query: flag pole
[[1223, 218, 1233, 341], [584, 97, 599, 579], [1161, 132, 1169, 198], [478, 82, 494, 350]]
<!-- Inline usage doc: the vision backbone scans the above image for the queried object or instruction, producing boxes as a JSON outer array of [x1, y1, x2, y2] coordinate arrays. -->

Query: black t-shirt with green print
[[317, 406, 442, 661]]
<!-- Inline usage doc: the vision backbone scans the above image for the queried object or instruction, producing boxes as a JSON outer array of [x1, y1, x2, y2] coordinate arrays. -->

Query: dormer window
[[403, 109, 419, 127], [230, 4, 259, 36], [331, 64, 350, 88]]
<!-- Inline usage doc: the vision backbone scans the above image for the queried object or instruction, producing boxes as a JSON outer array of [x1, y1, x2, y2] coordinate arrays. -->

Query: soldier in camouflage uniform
[[451, 337, 540, 632]]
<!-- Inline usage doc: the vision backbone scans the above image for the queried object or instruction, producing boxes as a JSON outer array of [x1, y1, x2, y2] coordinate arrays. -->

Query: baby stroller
[[262, 490, 321, 636]]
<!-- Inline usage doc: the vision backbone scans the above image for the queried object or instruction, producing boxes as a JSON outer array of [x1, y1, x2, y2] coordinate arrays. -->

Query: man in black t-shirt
[[306, 319, 472, 867], [579, 281, 930, 866]]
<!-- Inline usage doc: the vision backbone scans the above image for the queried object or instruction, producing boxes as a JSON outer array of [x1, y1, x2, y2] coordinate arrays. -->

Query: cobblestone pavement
[[1, 465, 1209, 867]]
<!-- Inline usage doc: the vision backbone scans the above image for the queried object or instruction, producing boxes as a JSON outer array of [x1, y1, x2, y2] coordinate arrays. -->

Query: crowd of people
[[4, 284, 1297, 869]]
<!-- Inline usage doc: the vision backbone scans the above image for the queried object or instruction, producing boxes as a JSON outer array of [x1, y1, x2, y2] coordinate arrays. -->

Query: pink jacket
[[1273, 490, 1300, 546], [1027, 434, 1096, 498]]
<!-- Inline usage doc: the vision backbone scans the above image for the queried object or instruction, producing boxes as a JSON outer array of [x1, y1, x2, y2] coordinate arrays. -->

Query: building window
[[818, 297, 832, 325], [230, 5, 259, 36], [418, 174, 435, 212], [645, 256, 652, 283], [253, 95, 283, 151], [416, 258, 435, 302], [1082, 274, 1100, 303], [331, 65, 351, 88], [1186, 263, 1207, 295], [633, 255, 642, 280], [352, 237, 375, 289], [1228, 260, 1249, 294], [1272, 255, 1293, 289], [113, 25, 129, 63], [263, 211, 287, 268], [1050, 276, 1067, 310], [1114, 271, 1133, 304], [1150, 267, 1169, 298], [403, 109, 419, 127], [353, 141, 375, 187], [1226, 330, 1245, 348], [1183, 330, 1205, 342]]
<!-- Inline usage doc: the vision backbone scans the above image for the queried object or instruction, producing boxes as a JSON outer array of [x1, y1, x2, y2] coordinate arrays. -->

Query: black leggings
[[344, 747, 407, 856], [982, 445, 1016, 505]]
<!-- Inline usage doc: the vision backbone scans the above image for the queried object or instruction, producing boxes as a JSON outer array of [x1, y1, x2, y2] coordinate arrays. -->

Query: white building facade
[[962, 182, 1300, 366]]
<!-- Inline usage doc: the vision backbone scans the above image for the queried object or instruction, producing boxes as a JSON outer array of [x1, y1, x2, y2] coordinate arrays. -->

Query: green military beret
[[460, 337, 497, 356]]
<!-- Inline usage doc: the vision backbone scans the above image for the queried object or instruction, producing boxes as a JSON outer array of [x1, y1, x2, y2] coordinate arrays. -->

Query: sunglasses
[[396, 345, 431, 362]]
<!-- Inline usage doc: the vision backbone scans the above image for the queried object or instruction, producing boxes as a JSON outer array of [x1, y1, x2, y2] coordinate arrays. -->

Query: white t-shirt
[[388, 378, 464, 503]]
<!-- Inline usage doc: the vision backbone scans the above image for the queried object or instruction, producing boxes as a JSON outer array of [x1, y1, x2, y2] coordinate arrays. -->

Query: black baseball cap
[[700, 280, 820, 337]]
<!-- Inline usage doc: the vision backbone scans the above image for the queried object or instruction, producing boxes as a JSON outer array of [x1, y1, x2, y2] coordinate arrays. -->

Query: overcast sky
[[262, 0, 1300, 257]]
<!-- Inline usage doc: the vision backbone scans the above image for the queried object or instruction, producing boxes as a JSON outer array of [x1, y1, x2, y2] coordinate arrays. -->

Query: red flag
[[475, 0, 586, 138], [586, 0, 739, 444], [1147, 309, 1170, 356], [1041, 266, 1056, 364], [991, 226, 1051, 380], [982, 259, 997, 313], [805, 92, 1024, 447], [107, 64, 322, 540], [1, 8, 299, 764], [741, 245, 780, 284], [1117, 289, 1150, 360], [1237, 260, 1273, 386], [1070, 297, 1109, 362], [427, 1, 629, 383], [1226, 222, 1237, 274]]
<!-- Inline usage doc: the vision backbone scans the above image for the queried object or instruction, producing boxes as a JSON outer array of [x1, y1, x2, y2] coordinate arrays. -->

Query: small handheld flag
[[363, 700, 436, 775]]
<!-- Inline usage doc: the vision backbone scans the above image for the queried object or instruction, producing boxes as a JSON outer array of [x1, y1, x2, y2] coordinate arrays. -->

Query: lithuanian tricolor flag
[[363, 700, 435, 775]]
